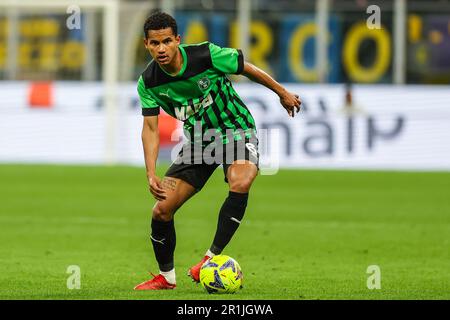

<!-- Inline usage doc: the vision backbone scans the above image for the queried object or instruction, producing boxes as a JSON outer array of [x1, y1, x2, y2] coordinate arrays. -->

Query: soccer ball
[[199, 255, 243, 294]]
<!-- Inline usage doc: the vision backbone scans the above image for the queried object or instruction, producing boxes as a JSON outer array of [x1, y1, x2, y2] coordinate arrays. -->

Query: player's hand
[[279, 91, 302, 117], [148, 174, 167, 201]]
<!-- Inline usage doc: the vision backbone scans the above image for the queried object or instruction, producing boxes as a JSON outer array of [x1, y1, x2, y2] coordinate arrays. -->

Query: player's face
[[144, 28, 181, 66]]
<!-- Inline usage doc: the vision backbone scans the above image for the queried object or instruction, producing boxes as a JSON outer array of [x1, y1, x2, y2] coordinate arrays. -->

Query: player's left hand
[[279, 91, 302, 117]]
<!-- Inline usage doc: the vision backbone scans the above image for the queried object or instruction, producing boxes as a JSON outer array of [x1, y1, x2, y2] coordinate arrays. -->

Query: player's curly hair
[[143, 11, 178, 38]]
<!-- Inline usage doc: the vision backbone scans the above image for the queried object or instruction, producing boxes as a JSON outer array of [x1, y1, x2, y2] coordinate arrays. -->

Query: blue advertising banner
[[278, 14, 341, 83]]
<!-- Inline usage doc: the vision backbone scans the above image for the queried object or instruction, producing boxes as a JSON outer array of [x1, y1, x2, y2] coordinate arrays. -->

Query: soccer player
[[134, 12, 301, 290]]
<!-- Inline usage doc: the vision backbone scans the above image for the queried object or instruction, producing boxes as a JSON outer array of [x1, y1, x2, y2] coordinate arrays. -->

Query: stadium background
[[0, 0, 449, 299]]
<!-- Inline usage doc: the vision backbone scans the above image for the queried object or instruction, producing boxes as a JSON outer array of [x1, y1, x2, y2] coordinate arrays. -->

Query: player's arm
[[142, 115, 166, 201], [208, 42, 300, 117], [242, 62, 301, 118]]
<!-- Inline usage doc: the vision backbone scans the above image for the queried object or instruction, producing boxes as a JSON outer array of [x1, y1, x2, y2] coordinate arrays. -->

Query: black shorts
[[165, 135, 259, 191]]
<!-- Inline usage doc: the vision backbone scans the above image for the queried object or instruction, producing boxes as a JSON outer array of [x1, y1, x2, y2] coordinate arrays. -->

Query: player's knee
[[229, 176, 255, 193], [152, 203, 173, 222]]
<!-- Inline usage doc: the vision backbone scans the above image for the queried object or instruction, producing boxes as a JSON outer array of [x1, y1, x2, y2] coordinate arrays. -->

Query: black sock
[[210, 191, 249, 255], [151, 219, 176, 272]]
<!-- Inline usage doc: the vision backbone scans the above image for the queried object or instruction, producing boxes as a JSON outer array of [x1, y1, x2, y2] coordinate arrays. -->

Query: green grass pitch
[[0, 164, 449, 299]]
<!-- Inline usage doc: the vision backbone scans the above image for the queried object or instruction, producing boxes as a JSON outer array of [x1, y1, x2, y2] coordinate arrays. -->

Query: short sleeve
[[137, 76, 160, 116], [208, 42, 244, 75]]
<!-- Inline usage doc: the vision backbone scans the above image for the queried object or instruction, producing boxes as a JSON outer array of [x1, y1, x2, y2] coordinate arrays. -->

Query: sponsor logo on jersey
[[174, 93, 213, 121]]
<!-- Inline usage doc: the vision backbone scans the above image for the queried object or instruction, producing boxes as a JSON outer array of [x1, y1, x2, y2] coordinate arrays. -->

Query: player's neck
[[160, 48, 183, 76]]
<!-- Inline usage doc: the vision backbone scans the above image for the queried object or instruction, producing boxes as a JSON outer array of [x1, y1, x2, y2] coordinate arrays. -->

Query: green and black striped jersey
[[137, 41, 257, 145]]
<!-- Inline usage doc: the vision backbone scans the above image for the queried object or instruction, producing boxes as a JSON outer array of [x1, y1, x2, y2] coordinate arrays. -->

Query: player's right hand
[[148, 174, 167, 201]]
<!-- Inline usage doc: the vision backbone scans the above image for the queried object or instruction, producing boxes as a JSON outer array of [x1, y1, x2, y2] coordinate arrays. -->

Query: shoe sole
[[134, 288, 175, 290], [134, 285, 176, 290]]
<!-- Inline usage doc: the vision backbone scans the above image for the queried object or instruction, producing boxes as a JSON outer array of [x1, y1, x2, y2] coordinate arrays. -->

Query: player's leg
[[151, 177, 196, 274], [188, 138, 259, 282], [209, 136, 259, 256], [135, 176, 196, 290], [209, 160, 258, 254], [136, 145, 219, 290]]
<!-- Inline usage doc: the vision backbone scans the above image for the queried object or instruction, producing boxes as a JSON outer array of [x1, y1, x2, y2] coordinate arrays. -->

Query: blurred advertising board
[[1, 12, 449, 83], [0, 15, 85, 79], [0, 82, 449, 171], [152, 12, 450, 84], [407, 14, 450, 83]]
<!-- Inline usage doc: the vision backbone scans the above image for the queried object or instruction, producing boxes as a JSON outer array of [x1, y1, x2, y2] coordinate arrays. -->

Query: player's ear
[[175, 34, 181, 44]]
